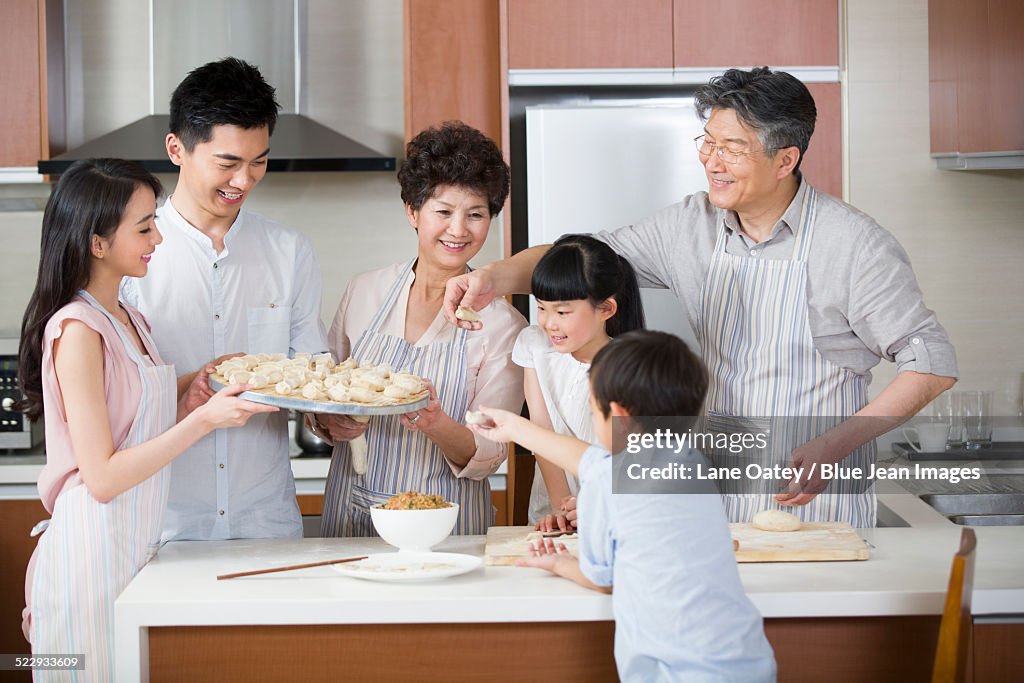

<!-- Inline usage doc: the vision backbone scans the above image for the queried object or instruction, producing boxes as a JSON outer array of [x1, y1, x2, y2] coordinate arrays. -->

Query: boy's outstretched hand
[[515, 538, 612, 594], [467, 406, 526, 443], [515, 538, 573, 572]]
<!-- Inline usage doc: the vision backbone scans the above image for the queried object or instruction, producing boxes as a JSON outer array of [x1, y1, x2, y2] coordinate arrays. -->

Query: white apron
[[320, 259, 491, 536], [696, 187, 876, 526], [28, 291, 176, 682]]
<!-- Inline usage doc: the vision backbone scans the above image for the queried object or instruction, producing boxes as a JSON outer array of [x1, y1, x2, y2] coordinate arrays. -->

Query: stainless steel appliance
[[295, 412, 332, 456], [0, 338, 44, 450], [524, 100, 705, 345]]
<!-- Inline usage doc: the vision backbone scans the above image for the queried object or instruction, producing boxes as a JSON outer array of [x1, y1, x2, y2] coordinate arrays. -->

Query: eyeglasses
[[693, 135, 764, 165]]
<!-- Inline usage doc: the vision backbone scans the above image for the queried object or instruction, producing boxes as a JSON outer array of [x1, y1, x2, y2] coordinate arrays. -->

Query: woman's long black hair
[[531, 234, 645, 337], [18, 159, 162, 421]]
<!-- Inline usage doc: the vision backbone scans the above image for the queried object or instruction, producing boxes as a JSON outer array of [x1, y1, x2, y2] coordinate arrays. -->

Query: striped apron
[[28, 291, 176, 682], [320, 259, 491, 536], [697, 187, 876, 526]]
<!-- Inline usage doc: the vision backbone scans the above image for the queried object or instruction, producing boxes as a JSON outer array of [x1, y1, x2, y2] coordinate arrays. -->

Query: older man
[[444, 67, 957, 527]]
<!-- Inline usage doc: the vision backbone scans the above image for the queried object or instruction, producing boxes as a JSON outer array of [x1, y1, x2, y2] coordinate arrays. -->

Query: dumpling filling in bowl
[[379, 491, 452, 510]]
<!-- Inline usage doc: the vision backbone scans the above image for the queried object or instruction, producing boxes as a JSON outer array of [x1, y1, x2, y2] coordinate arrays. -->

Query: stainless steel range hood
[[39, 0, 397, 174], [39, 115, 395, 174]]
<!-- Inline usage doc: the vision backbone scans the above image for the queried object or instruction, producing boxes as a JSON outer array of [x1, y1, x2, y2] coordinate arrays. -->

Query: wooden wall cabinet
[[929, 0, 1024, 158], [403, 0, 503, 144], [0, 0, 48, 169], [507, 0, 674, 69], [802, 82, 842, 198], [504, 0, 839, 71], [673, 0, 840, 68]]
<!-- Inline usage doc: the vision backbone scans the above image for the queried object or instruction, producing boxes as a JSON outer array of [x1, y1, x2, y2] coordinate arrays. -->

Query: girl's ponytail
[[606, 254, 645, 337]]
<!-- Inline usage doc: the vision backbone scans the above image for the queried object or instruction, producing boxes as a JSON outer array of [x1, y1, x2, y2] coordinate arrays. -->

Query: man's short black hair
[[590, 330, 708, 430], [169, 57, 280, 152]]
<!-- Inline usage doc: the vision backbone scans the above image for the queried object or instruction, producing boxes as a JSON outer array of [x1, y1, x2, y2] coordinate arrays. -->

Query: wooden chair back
[[931, 527, 977, 683]]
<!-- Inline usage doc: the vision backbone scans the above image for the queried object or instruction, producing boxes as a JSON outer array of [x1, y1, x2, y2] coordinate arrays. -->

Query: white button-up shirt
[[121, 199, 328, 541]]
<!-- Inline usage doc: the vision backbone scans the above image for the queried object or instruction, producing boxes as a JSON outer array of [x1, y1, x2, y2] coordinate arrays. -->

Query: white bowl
[[369, 503, 459, 552]]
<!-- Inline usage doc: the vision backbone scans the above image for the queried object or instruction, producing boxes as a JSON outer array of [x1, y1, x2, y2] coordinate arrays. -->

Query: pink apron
[[27, 291, 176, 682]]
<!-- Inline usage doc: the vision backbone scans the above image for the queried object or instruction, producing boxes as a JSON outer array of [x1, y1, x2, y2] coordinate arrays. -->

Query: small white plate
[[330, 552, 483, 582]]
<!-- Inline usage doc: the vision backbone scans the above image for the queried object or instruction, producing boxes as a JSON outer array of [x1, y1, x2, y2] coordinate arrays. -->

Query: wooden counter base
[[149, 621, 618, 683], [148, 617, 949, 682]]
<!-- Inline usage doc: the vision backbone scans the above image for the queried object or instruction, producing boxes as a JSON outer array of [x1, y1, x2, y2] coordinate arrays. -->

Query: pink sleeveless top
[[36, 297, 165, 513]]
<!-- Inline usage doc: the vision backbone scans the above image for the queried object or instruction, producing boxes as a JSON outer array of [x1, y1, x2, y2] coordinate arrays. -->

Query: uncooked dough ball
[[752, 509, 802, 532]]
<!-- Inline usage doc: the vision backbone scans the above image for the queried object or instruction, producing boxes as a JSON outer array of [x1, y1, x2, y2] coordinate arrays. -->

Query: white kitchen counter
[[0, 454, 335, 499], [113, 520, 1024, 680], [0, 453, 507, 496]]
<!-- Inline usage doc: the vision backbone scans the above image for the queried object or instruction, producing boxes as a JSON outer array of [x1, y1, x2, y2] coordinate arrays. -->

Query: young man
[[446, 67, 957, 527], [121, 58, 328, 541], [472, 330, 776, 682]]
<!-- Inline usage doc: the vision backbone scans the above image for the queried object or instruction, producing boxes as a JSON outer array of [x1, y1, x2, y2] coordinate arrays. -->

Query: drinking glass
[[932, 392, 963, 448], [961, 390, 993, 450]]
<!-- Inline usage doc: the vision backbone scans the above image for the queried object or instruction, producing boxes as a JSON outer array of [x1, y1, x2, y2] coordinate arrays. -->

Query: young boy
[[121, 58, 328, 541], [473, 330, 776, 682]]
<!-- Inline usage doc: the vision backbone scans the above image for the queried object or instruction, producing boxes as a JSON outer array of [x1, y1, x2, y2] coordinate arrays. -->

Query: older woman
[[315, 122, 526, 536]]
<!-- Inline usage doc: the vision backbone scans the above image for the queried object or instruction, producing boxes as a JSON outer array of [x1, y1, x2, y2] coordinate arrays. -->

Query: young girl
[[18, 159, 274, 682], [511, 234, 644, 530]]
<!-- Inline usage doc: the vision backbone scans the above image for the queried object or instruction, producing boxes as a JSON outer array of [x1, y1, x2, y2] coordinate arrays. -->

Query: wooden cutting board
[[486, 523, 870, 565], [485, 526, 580, 566], [731, 522, 870, 562]]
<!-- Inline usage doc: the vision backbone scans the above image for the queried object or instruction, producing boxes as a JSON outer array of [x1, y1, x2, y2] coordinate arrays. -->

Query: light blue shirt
[[122, 200, 328, 541], [577, 446, 776, 682]]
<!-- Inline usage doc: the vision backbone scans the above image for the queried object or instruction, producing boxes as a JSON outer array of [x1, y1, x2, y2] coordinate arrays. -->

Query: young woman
[[19, 158, 273, 681], [511, 234, 644, 530]]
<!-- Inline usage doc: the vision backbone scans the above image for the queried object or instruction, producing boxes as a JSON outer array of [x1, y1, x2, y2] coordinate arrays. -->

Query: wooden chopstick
[[539, 529, 578, 538], [217, 555, 368, 580]]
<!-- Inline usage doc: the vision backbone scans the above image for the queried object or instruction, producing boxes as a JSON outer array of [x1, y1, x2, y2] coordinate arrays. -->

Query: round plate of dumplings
[[208, 353, 430, 415]]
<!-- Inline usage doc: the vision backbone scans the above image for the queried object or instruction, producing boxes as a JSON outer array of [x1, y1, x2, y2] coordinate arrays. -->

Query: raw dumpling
[[327, 385, 351, 402], [216, 358, 245, 374], [312, 352, 335, 367], [301, 383, 327, 401], [465, 411, 491, 425], [455, 305, 481, 322], [383, 385, 411, 400], [274, 381, 296, 396], [351, 373, 387, 392], [247, 373, 271, 389], [392, 374, 424, 394], [227, 371, 252, 385], [347, 387, 380, 404]]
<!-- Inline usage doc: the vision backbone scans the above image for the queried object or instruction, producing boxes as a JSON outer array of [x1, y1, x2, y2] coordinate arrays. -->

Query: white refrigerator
[[525, 101, 710, 348]]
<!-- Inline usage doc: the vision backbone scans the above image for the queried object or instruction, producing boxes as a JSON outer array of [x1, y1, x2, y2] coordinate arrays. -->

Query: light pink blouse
[[328, 262, 526, 479], [36, 298, 164, 512]]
